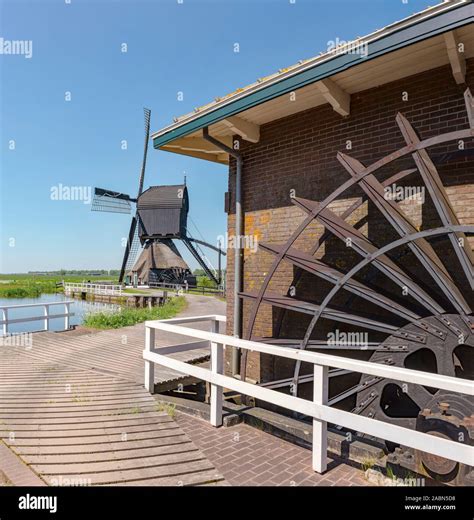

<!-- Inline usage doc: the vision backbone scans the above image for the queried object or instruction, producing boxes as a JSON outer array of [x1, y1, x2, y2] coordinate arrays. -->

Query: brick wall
[[225, 60, 474, 383]]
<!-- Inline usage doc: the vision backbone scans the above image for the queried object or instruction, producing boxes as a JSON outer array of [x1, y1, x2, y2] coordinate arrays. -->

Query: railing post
[[2, 309, 7, 335], [144, 325, 155, 393], [64, 302, 70, 331], [210, 318, 223, 427], [312, 364, 328, 473], [43, 305, 49, 332]]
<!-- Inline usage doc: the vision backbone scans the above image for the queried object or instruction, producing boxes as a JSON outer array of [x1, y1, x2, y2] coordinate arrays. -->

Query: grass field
[[83, 296, 187, 329], [0, 273, 219, 299], [0, 274, 118, 298]]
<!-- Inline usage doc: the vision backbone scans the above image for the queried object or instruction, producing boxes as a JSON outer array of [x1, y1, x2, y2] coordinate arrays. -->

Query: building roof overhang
[[152, 0, 474, 165]]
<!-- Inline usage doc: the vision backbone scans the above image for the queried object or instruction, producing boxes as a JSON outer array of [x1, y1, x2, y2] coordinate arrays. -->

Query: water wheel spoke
[[338, 152, 471, 314], [255, 337, 382, 350], [240, 291, 399, 334], [293, 196, 445, 315], [309, 168, 417, 256], [260, 369, 351, 391], [261, 242, 421, 322], [269, 170, 418, 338], [396, 112, 474, 292], [329, 377, 382, 407]]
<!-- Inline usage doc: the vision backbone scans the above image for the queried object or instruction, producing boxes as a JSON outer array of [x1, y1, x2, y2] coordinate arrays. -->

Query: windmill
[[91, 108, 225, 286]]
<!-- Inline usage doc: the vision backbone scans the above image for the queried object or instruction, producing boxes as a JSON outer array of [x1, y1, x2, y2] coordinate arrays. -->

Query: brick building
[[152, 0, 473, 403]]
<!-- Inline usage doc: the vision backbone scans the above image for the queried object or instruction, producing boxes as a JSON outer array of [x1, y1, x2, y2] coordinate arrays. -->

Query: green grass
[[361, 457, 378, 473], [386, 466, 396, 481], [83, 296, 187, 329], [0, 274, 118, 299], [155, 401, 176, 418], [196, 275, 216, 288], [122, 288, 153, 294]]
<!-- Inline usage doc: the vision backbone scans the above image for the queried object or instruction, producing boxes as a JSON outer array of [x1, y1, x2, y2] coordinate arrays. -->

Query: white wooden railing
[[0, 301, 75, 335], [64, 282, 122, 296], [148, 281, 225, 296], [144, 314, 474, 473]]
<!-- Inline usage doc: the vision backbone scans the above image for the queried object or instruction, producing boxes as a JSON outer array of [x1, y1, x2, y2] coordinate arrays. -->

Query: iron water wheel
[[240, 89, 474, 484]]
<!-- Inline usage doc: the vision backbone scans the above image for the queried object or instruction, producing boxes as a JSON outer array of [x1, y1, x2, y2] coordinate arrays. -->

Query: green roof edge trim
[[153, 2, 473, 150]]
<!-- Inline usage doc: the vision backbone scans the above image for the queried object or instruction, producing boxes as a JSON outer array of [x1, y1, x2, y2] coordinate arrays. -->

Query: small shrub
[[83, 296, 187, 329]]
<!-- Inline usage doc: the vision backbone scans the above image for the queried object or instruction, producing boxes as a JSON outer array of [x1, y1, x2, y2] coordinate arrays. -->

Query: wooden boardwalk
[[16, 323, 211, 392], [0, 295, 227, 486]]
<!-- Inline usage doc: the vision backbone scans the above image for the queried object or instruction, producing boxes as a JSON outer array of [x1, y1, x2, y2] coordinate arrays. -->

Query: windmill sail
[[119, 108, 152, 282], [91, 188, 133, 214], [124, 220, 143, 273], [137, 108, 151, 197]]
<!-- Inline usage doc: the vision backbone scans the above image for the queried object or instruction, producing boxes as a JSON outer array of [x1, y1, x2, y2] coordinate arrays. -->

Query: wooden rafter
[[444, 31, 466, 84], [317, 78, 351, 116], [222, 116, 260, 143]]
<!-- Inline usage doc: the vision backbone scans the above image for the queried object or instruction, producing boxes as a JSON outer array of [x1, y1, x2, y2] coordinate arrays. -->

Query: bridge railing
[[0, 301, 75, 335], [143, 314, 473, 473], [64, 282, 123, 296], [147, 282, 225, 297], [147, 282, 184, 294]]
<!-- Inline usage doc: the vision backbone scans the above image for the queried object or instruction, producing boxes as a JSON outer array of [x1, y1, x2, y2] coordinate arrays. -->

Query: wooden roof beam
[[317, 78, 351, 117], [222, 115, 260, 143], [165, 135, 233, 154], [161, 145, 228, 164], [444, 30, 466, 85]]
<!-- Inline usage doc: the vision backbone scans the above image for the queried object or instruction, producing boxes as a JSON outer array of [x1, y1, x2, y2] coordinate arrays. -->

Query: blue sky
[[0, 0, 435, 273]]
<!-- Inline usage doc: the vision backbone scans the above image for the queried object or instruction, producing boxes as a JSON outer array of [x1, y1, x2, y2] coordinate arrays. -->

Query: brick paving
[[175, 412, 371, 486]]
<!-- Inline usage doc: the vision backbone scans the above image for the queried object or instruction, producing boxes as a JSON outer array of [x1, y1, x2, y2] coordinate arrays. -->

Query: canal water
[[0, 294, 119, 335]]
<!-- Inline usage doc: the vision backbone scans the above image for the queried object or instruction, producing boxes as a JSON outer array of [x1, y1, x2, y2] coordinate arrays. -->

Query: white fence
[[144, 314, 473, 473], [0, 301, 75, 335], [147, 282, 225, 297], [64, 282, 123, 296]]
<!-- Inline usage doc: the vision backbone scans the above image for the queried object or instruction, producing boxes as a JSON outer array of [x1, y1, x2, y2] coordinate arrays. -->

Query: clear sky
[[0, 0, 436, 273]]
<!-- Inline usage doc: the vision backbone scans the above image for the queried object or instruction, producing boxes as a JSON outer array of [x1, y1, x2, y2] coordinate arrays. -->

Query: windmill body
[[128, 184, 195, 286], [127, 239, 194, 286], [92, 109, 225, 287], [137, 185, 188, 240]]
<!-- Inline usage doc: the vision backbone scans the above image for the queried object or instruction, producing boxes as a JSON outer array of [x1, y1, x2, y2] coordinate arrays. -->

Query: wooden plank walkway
[[18, 325, 211, 391], [0, 295, 227, 486]]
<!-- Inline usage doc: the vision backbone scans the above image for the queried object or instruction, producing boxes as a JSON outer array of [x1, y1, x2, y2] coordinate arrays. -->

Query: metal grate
[[92, 193, 132, 214]]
